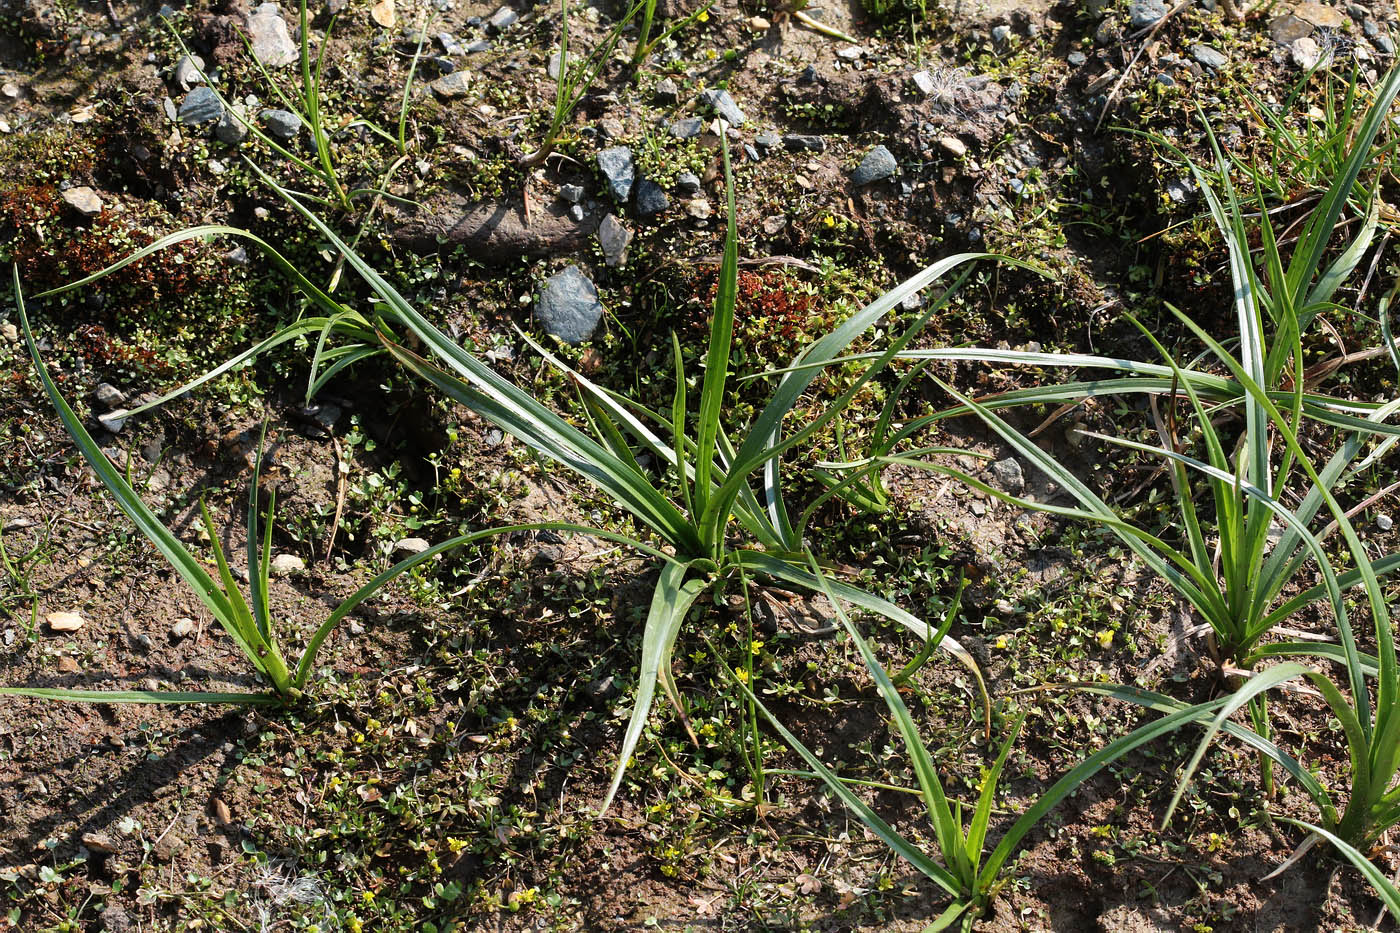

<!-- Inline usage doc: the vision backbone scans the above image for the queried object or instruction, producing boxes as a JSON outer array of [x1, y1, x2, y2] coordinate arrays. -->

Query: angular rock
[[170, 618, 196, 640], [1269, 13, 1313, 43], [654, 77, 679, 105], [991, 457, 1025, 494], [851, 145, 897, 185], [1291, 35, 1324, 68], [98, 904, 132, 933], [46, 611, 85, 633], [558, 183, 584, 203], [597, 146, 635, 202], [247, 3, 298, 68], [669, 117, 704, 139], [216, 107, 249, 145], [261, 109, 301, 140], [940, 135, 968, 157], [1293, 1, 1347, 27], [1191, 44, 1229, 69], [536, 265, 604, 344], [1128, 0, 1167, 29], [178, 86, 224, 124], [98, 409, 130, 433], [62, 186, 103, 217], [431, 71, 472, 98], [675, 171, 701, 196], [93, 383, 125, 409], [782, 133, 826, 152], [393, 537, 430, 556], [699, 88, 745, 125], [598, 214, 631, 267], [486, 5, 518, 33], [173, 54, 205, 91], [634, 178, 669, 216]]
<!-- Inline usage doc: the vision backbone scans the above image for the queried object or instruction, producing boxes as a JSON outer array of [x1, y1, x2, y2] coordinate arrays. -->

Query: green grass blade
[[804, 553, 976, 885], [736, 550, 991, 737], [599, 560, 709, 816], [1281, 819, 1400, 923], [716, 642, 965, 898], [692, 136, 739, 526]]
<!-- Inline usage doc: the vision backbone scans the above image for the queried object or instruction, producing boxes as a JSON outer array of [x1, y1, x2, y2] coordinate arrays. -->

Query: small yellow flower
[[1095, 629, 1114, 649], [697, 9, 709, 20], [822, 214, 836, 227], [994, 635, 1009, 650], [734, 668, 749, 683], [361, 890, 375, 904]]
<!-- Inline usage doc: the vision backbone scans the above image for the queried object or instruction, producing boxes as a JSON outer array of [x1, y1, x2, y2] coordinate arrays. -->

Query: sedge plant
[[726, 554, 1320, 930], [771, 63, 1400, 673], [8, 269, 641, 705], [10, 136, 1008, 812]]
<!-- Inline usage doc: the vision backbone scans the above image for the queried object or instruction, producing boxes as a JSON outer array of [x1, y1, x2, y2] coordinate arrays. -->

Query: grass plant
[[10, 137, 1009, 814]]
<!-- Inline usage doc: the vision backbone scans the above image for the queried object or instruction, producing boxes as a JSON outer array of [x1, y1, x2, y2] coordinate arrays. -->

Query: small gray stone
[[98, 903, 133, 933], [178, 86, 224, 124], [598, 214, 631, 267], [437, 31, 463, 54], [431, 71, 472, 97], [754, 131, 779, 152], [675, 172, 701, 196], [1067, 50, 1087, 66], [558, 183, 585, 203], [93, 383, 125, 409], [169, 618, 196, 640], [393, 537, 431, 556], [699, 88, 745, 125], [62, 186, 103, 217], [536, 265, 605, 344], [912, 69, 938, 97], [173, 53, 205, 91], [98, 409, 129, 433], [247, 4, 298, 68], [585, 674, 619, 702], [1191, 44, 1229, 69], [1129, 0, 1167, 29], [1165, 178, 1195, 203], [991, 24, 1011, 42], [486, 5, 517, 33], [271, 553, 305, 575], [547, 50, 567, 80], [836, 44, 865, 60], [216, 108, 249, 145], [569, 204, 585, 221], [782, 133, 826, 152], [597, 145, 636, 201], [1269, 13, 1313, 44], [991, 457, 1025, 494], [634, 178, 669, 217], [669, 117, 704, 139], [1290, 35, 1324, 69], [261, 108, 301, 140], [466, 39, 493, 53], [654, 77, 679, 104], [1378, 514, 1394, 531], [851, 145, 897, 185], [1376, 34, 1396, 55]]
